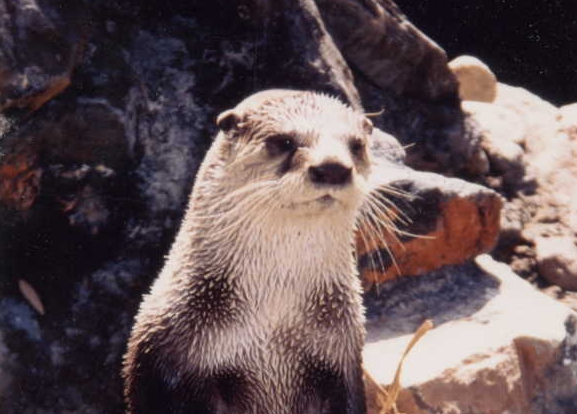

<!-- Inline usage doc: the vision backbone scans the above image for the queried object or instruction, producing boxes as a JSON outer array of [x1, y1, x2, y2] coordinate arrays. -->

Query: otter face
[[214, 91, 373, 220]]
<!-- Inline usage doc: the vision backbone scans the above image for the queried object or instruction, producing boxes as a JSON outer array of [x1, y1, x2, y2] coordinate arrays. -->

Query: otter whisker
[[204, 188, 280, 239], [359, 207, 392, 275], [372, 182, 411, 200], [356, 219, 382, 288], [190, 180, 280, 219], [191, 192, 280, 267], [192, 191, 269, 224], [364, 197, 405, 251], [368, 190, 411, 225], [360, 198, 403, 278], [363, 108, 385, 118], [367, 195, 434, 241], [368, 195, 412, 243]]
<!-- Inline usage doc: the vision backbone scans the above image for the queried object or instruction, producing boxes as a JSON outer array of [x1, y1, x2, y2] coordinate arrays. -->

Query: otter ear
[[216, 110, 242, 133], [362, 117, 373, 136]]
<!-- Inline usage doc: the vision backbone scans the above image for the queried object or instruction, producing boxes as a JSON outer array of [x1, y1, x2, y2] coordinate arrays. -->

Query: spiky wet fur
[[123, 90, 374, 414]]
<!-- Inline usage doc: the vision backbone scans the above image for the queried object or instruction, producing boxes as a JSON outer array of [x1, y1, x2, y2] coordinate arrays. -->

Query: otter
[[123, 90, 374, 414]]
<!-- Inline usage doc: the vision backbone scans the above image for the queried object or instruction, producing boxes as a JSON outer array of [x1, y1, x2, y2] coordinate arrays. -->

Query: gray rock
[[0, 0, 513, 412], [317, 0, 459, 102], [536, 237, 577, 291], [0, 0, 75, 111]]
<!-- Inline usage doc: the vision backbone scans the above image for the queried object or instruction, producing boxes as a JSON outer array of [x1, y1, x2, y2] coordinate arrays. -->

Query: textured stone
[[486, 85, 577, 300], [357, 163, 502, 287], [505, 90, 577, 245], [364, 255, 577, 414], [494, 83, 557, 148], [449, 55, 497, 103], [316, 0, 459, 102], [536, 237, 577, 291], [0, 0, 76, 111], [0, 0, 378, 410], [462, 100, 526, 188]]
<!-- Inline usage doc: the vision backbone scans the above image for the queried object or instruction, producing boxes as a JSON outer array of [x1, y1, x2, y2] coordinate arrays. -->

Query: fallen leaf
[[18, 279, 45, 315]]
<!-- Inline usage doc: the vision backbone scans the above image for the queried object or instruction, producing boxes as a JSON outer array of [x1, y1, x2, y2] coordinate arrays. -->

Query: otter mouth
[[283, 194, 339, 209], [317, 194, 336, 205]]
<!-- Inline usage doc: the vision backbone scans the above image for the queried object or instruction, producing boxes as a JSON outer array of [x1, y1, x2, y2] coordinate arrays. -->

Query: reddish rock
[[357, 166, 502, 287], [0, 150, 41, 210]]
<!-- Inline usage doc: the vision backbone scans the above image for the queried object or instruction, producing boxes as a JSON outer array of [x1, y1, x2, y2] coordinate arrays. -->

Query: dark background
[[396, 0, 577, 106]]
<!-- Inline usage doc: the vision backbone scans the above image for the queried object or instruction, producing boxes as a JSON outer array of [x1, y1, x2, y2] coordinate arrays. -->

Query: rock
[[0, 0, 76, 111], [1, 0, 559, 412], [357, 162, 502, 287], [363, 255, 577, 414], [559, 103, 577, 130], [449, 55, 497, 102], [283, 0, 362, 109], [0, 330, 13, 397], [462, 100, 526, 189], [484, 84, 577, 295], [535, 237, 577, 291], [369, 128, 406, 165], [494, 83, 558, 147], [514, 95, 577, 244], [316, 0, 480, 178], [316, 0, 459, 102], [0, 0, 438, 410]]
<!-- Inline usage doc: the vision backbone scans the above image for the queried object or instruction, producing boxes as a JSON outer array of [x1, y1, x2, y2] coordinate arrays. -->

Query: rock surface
[[0, 0, 498, 412], [357, 163, 502, 286], [536, 237, 577, 291], [317, 0, 459, 102], [462, 100, 526, 190], [364, 255, 577, 414], [0, 0, 78, 111], [1, 0, 575, 412], [449, 55, 497, 103], [483, 84, 577, 298]]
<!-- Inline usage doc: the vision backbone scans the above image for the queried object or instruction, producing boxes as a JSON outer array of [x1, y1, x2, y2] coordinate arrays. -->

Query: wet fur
[[123, 90, 373, 414]]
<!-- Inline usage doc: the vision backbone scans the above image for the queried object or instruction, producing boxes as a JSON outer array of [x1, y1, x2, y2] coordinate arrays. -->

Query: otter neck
[[178, 200, 360, 300]]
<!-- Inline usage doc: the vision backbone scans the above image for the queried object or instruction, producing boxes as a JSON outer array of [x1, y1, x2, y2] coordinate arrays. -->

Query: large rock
[[316, 0, 458, 102], [357, 153, 502, 286], [315, 0, 484, 178], [363, 255, 577, 414], [489, 86, 577, 293]]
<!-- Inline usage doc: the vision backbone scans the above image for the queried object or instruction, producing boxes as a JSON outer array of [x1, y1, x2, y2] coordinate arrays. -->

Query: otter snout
[[309, 162, 352, 186]]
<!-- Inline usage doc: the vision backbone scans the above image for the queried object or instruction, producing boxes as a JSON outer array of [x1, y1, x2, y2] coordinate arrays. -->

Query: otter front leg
[[298, 359, 366, 414], [124, 340, 241, 414], [344, 365, 367, 414], [124, 344, 209, 414]]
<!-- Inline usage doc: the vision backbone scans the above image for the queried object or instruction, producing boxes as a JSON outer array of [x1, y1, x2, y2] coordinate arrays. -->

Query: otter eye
[[350, 139, 365, 157], [266, 134, 297, 156]]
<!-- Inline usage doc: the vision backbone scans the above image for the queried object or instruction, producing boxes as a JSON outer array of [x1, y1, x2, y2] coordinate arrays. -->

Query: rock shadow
[[363, 261, 500, 341]]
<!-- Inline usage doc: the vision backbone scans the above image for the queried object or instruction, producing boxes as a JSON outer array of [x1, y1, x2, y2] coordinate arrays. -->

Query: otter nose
[[309, 162, 352, 185]]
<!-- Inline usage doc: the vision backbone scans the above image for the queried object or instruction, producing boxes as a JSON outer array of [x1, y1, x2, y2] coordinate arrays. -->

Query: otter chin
[[123, 89, 374, 414]]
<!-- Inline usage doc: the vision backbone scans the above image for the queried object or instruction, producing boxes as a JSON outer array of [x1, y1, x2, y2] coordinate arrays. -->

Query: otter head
[[205, 90, 373, 225]]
